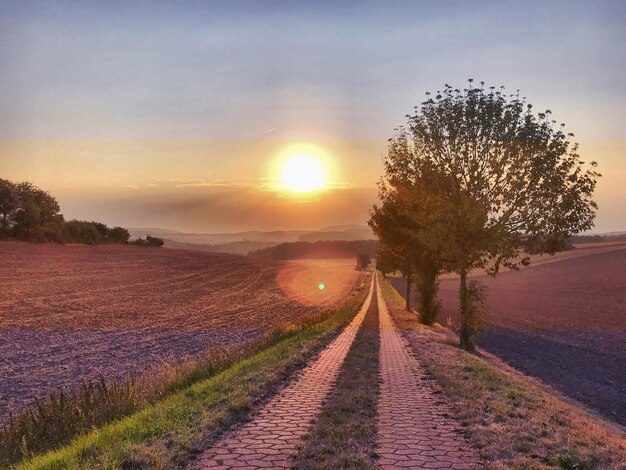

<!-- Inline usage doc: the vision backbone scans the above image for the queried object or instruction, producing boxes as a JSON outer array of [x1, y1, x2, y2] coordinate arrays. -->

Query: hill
[[131, 226, 376, 254], [162, 238, 277, 255], [297, 228, 374, 242], [250, 240, 379, 261]]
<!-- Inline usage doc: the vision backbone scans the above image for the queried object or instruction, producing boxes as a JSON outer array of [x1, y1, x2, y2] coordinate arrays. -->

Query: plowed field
[[0, 242, 359, 419], [390, 244, 626, 425]]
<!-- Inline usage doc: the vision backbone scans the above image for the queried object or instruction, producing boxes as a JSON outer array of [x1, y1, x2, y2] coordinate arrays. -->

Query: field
[[0, 242, 359, 421], [393, 243, 626, 426]]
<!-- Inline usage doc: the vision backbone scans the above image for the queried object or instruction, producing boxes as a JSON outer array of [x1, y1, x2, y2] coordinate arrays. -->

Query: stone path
[[189, 275, 375, 470], [376, 275, 480, 469]]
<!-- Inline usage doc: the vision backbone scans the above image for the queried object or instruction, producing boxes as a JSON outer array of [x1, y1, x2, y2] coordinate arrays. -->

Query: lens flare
[[318, 283, 325, 290]]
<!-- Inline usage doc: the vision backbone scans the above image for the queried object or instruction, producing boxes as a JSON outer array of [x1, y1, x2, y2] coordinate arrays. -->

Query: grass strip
[[293, 278, 380, 469], [380, 278, 626, 470], [11, 278, 370, 470]]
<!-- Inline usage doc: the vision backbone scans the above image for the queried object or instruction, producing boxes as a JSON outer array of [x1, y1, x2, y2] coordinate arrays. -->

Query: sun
[[281, 152, 327, 192]]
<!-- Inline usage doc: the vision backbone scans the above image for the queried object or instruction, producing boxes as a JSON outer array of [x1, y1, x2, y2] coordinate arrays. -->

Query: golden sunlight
[[272, 144, 334, 193], [281, 153, 326, 192]]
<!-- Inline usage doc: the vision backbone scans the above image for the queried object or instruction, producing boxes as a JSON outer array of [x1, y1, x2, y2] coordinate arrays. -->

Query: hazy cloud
[[58, 182, 378, 233]]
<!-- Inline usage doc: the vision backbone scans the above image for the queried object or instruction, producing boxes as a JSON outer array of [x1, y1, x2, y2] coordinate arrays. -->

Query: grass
[[5, 275, 371, 470], [293, 278, 380, 469], [380, 278, 626, 470], [1, 350, 232, 465]]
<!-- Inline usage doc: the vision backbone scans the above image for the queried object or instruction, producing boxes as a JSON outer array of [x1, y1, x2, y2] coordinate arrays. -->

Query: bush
[[64, 220, 105, 245], [107, 226, 130, 244], [0, 178, 132, 246], [131, 235, 164, 248]]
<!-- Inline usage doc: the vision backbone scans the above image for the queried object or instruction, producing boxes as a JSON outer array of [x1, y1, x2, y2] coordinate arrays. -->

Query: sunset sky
[[1, 0, 624, 233]]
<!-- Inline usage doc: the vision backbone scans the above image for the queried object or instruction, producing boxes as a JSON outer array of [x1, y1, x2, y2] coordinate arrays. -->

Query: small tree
[[0, 179, 17, 238], [107, 226, 130, 244], [355, 253, 371, 270], [11, 182, 61, 240], [374, 244, 401, 277], [388, 80, 599, 349], [370, 185, 442, 321], [64, 220, 104, 245]]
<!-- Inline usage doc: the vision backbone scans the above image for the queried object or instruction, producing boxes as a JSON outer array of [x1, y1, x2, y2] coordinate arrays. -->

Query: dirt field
[[276, 259, 360, 307], [390, 245, 626, 426], [0, 242, 359, 420]]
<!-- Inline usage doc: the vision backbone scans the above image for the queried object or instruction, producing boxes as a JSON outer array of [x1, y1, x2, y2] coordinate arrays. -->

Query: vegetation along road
[[188, 273, 479, 470]]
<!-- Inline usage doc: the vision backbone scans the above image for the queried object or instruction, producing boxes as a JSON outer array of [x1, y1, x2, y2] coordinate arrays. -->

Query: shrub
[[131, 235, 164, 247]]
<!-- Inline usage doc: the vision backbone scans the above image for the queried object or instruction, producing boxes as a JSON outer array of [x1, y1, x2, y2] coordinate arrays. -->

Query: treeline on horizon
[[0, 178, 163, 247], [249, 240, 379, 261], [570, 233, 626, 243]]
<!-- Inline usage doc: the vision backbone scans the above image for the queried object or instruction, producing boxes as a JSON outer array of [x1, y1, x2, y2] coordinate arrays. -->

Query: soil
[[0, 242, 359, 420], [389, 246, 626, 426]]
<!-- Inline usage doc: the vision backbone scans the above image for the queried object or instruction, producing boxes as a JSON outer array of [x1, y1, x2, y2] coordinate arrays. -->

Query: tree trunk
[[418, 266, 440, 325], [405, 276, 411, 311], [459, 267, 474, 350]]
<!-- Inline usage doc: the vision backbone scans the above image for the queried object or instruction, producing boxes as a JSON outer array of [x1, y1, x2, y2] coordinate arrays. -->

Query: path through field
[[376, 277, 479, 469], [190, 274, 478, 469], [190, 275, 375, 469]]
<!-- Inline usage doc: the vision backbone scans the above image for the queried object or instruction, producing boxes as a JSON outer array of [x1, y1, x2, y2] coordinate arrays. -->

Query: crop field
[[392, 243, 626, 425], [0, 242, 360, 420]]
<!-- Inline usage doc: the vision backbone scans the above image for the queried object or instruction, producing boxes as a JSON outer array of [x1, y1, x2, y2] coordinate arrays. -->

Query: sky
[[0, 0, 624, 233]]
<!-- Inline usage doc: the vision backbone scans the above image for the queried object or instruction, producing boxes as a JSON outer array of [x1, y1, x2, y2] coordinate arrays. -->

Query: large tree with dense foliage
[[384, 80, 599, 349]]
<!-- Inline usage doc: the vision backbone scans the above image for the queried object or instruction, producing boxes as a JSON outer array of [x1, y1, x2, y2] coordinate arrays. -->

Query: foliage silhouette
[[378, 80, 599, 348]]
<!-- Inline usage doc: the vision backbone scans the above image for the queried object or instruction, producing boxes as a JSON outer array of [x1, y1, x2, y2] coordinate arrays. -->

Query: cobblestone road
[[189, 275, 375, 469], [376, 276, 480, 469]]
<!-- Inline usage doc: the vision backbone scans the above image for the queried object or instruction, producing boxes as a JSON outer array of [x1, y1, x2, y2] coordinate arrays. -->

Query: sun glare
[[281, 152, 327, 192], [269, 144, 335, 193]]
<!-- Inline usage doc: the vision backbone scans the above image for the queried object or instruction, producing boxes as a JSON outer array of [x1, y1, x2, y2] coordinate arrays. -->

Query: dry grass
[[381, 279, 626, 470]]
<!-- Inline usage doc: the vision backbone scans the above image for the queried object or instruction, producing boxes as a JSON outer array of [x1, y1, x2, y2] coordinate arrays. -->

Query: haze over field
[[1, 1, 625, 234]]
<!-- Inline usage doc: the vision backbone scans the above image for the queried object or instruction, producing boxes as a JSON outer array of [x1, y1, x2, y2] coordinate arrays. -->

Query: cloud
[[172, 180, 256, 189], [58, 181, 378, 233]]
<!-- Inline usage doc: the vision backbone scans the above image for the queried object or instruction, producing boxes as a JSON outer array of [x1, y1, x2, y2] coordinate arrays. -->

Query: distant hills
[[129, 225, 376, 255], [249, 240, 379, 261], [570, 232, 626, 244], [128, 225, 626, 258], [160, 239, 278, 256], [297, 227, 374, 242]]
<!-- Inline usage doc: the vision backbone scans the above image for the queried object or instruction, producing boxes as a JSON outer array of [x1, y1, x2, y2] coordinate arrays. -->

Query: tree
[[0, 178, 132, 245], [10, 182, 61, 240], [386, 80, 599, 349], [0, 179, 17, 238], [374, 244, 402, 277], [107, 226, 130, 244], [132, 235, 164, 247], [355, 253, 371, 270], [370, 196, 414, 311], [370, 185, 442, 322], [91, 222, 109, 238], [64, 220, 104, 245]]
